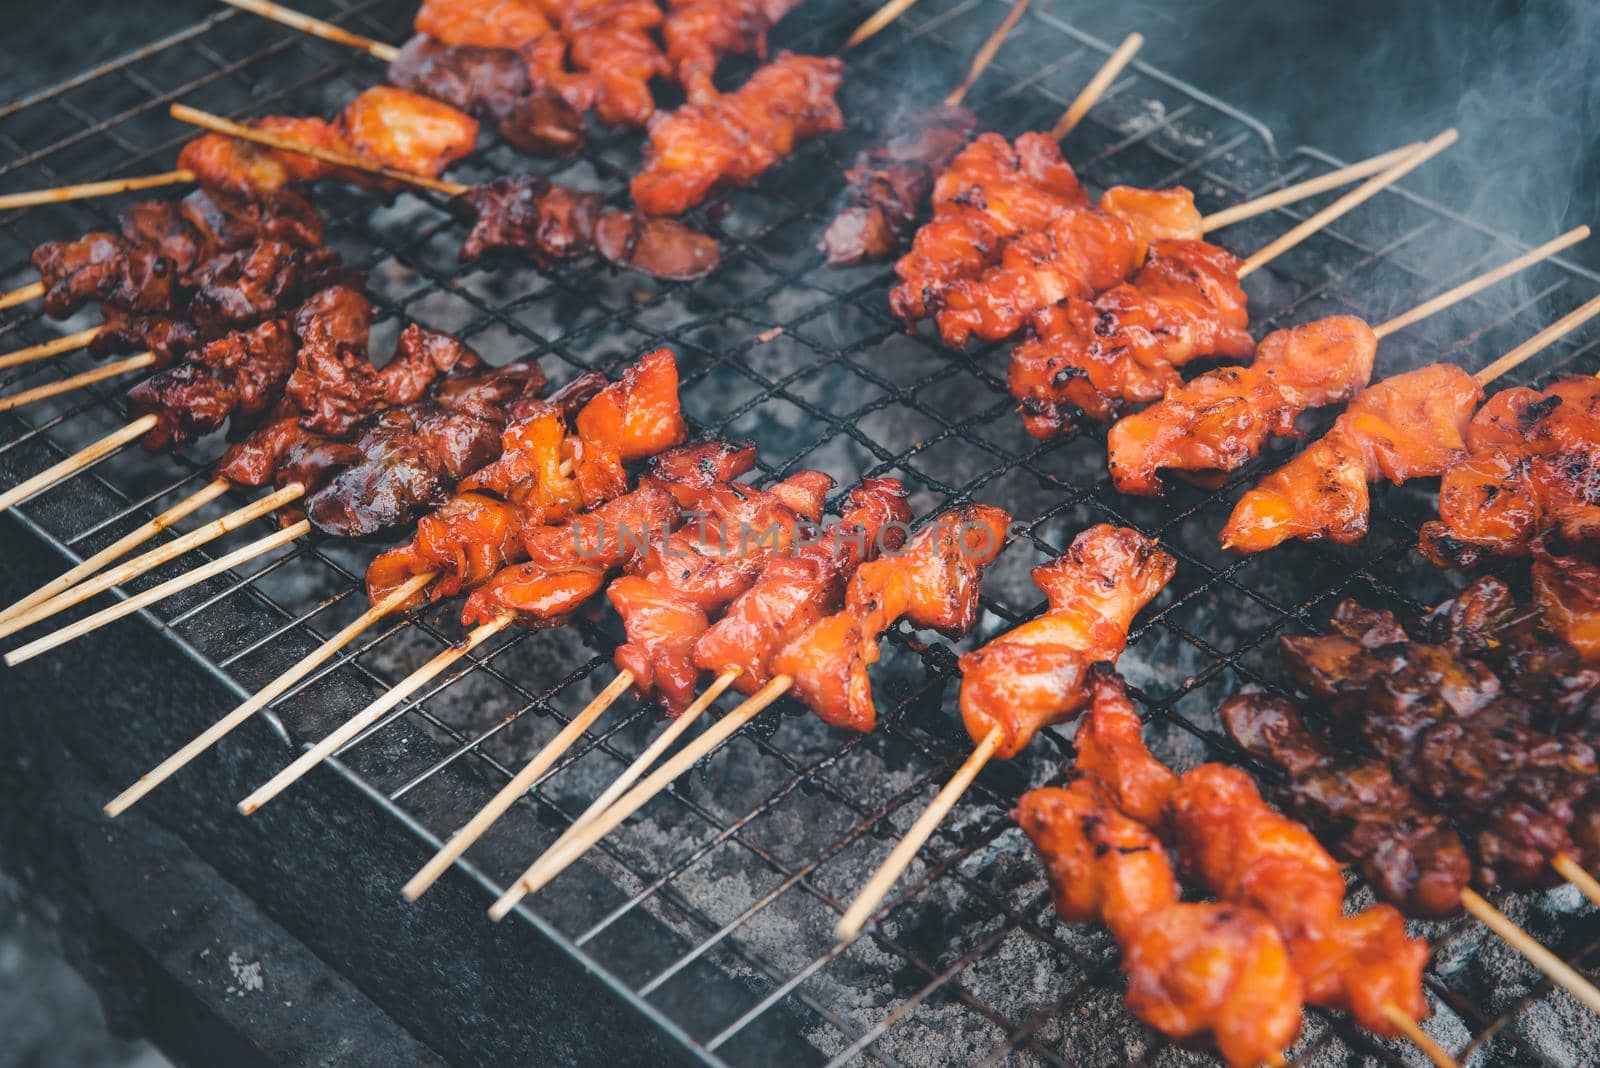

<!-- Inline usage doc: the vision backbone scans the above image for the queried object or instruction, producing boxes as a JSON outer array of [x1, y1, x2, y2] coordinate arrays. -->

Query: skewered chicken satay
[[1420, 375, 1600, 567], [820, 105, 978, 266], [663, 0, 802, 101], [1219, 363, 1484, 553], [630, 52, 844, 217], [1015, 778, 1304, 1068], [770, 502, 1011, 734], [1008, 239, 1254, 439], [957, 524, 1175, 758], [545, 0, 672, 129]]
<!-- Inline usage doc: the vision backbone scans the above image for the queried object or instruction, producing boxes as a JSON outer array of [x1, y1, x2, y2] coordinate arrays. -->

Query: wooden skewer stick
[[513, 675, 795, 897], [844, 0, 924, 49], [835, 726, 1004, 942], [0, 171, 196, 213], [1198, 143, 1421, 233], [237, 613, 515, 814], [1460, 888, 1600, 1015], [1379, 1005, 1458, 1068], [1475, 291, 1600, 385], [1552, 853, 1600, 909], [0, 413, 157, 515], [488, 667, 741, 921], [0, 477, 231, 625], [169, 104, 466, 196], [1237, 129, 1458, 280], [0, 327, 102, 371], [0, 281, 46, 311], [0, 352, 155, 412], [4, 520, 310, 667], [1050, 32, 1144, 140], [402, 670, 640, 901], [0, 481, 306, 638], [1375, 226, 1591, 340], [943, 0, 1032, 107], [220, 0, 399, 62], [103, 569, 438, 818]]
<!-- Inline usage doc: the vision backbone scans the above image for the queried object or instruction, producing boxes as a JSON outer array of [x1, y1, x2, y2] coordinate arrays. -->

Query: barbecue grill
[[2, 0, 1599, 1064]]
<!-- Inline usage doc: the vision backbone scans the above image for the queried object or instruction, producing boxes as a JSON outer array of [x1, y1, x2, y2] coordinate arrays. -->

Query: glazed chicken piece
[[1008, 240, 1254, 439], [663, 0, 803, 101], [414, 0, 554, 49], [820, 105, 976, 266], [1073, 667, 1178, 830], [631, 53, 845, 217], [592, 210, 723, 280], [341, 86, 481, 176], [608, 469, 834, 713], [1420, 375, 1600, 567], [771, 503, 1010, 733], [1533, 546, 1600, 663], [935, 187, 1204, 346], [1014, 778, 1304, 1068], [888, 132, 1087, 323], [553, 0, 671, 128], [958, 524, 1175, 758], [1108, 315, 1380, 495], [1221, 363, 1484, 553], [693, 477, 912, 692], [31, 233, 176, 320], [1168, 764, 1430, 1036]]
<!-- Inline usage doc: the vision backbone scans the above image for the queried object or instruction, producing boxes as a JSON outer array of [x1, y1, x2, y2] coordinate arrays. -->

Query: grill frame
[[1, 1, 1599, 1065]]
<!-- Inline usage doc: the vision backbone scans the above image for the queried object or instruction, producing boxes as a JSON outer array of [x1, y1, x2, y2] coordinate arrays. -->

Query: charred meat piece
[[594, 210, 721, 280], [31, 234, 176, 319], [455, 176, 601, 264], [127, 318, 296, 452], [186, 241, 347, 338]]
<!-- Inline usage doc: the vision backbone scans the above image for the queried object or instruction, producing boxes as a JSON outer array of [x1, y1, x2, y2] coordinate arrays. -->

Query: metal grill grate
[[2, 0, 1599, 1064]]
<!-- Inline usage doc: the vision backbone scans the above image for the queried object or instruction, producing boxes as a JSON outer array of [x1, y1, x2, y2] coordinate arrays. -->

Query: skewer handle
[[0, 281, 46, 310], [513, 675, 794, 898], [834, 726, 1003, 942], [1049, 32, 1143, 140], [168, 104, 466, 197], [1460, 888, 1600, 1014], [4, 520, 311, 667], [1474, 292, 1600, 384], [1375, 226, 1591, 340], [943, 0, 1032, 107], [0, 351, 156, 412], [0, 414, 157, 515], [403, 670, 639, 901], [488, 667, 741, 921], [220, 0, 400, 62], [0, 171, 195, 213], [0, 480, 307, 639], [0, 327, 103, 371], [1237, 129, 1458, 280], [845, 0, 923, 48], [1379, 1003, 1458, 1068], [237, 613, 514, 814], [1199, 143, 1420, 233], [1551, 853, 1600, 908], [103, 569, 438, 818], [0, 478, 232, 625]]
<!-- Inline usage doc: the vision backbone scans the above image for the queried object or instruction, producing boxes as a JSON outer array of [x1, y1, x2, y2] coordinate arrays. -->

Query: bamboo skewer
[[1050, 32, 1144, 140], [844, 0, 924, 49], [4, 520, 311, 667], [1475, 292, 1600, 385], [402, 670, 640, 901], [103, 569, 438, 818], [510, 675, 794, 897], [0, 477, 231, 625], [0, 481, 306, 638], [0, 327, 102, 371], [0, 171, 196, 213], [1461, 888, 1600, 1014], [835, 725, 1003, 941], [237, 612, 516, 814], [1237, 129, 1458, 279], [220, 0, 399, 62], [0, 414, 157, 515], [1552, 854, 1600, 909], [942, 0, 1032, 108], [1198, 143, 1421, 233], [0, 281, 46, 310], [487, 668, 741, 920], [0, 352, 155, 412], [1380, 1005, 1459, 1068], [169, 104, 465, 196]]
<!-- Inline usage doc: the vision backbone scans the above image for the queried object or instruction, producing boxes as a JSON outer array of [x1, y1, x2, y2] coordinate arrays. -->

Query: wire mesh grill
[[2, 0, 1599, 1064]]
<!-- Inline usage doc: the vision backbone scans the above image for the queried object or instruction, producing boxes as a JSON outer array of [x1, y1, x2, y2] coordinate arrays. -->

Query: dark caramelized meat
[[631, 53, 844, 217], [594, 210, 721, 280], [1221, 363, 1483, 553], [1008, 240, 1254, 439], [1533, 546, 1600, 663], [958, 524, 1174, 758], [187, 242, 345, 337], [32, 234, 176, 319], [455, 176, 602, 264], [821, 104, 977, 267], [127, 319, 296, 452], [1108, 315, 1380, 496], [216, 417, 355, 491], [772, 503, 1010, 733], [89, 307, 200, 367]]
